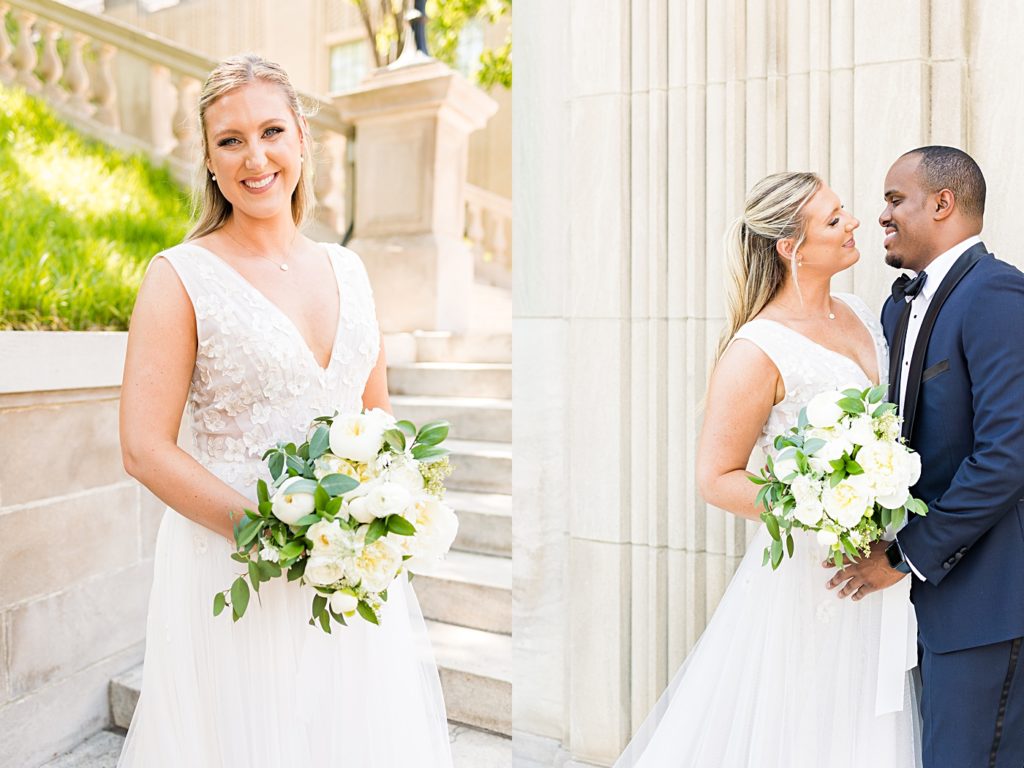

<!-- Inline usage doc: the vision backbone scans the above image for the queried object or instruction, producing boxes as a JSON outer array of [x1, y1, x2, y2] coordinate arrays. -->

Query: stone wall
[[0, 332, 160, 768], [514, 1, 1024, 764]]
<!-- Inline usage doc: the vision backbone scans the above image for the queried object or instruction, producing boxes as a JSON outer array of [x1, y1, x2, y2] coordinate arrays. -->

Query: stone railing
[[464, 183, 512, 289], [0, 0, 351, 239]]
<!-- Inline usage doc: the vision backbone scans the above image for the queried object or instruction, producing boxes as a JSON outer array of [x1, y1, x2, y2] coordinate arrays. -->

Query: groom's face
[[879, 154, 934, 272]]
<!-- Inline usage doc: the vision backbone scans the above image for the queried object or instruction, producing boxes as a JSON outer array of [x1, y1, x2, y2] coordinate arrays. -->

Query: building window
[[329, 39, 371, 93]]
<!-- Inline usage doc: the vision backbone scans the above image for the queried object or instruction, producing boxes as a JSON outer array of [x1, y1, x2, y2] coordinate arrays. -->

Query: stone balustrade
[[465, 182, 512, 289], [0, 0, 350, 239]]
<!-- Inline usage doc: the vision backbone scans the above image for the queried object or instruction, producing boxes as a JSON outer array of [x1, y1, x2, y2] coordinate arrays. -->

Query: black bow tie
[[892, 271, 928, 303]]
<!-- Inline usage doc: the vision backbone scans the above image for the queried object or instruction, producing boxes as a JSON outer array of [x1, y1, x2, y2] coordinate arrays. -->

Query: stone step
[[415, 551, 511, 634], [447, 440, 512, 495], [413, 331, 512, 364], [448, 490, 511, 557], [110, 622, 512, 737], [427, 620, 512, 735], [388, 363, 512, 400], [46, 724, 510, 767], [391, 394, 511, 443]]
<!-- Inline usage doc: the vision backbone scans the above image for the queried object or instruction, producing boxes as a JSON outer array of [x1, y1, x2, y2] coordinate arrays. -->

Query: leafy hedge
[[0, 83, 191, 330]]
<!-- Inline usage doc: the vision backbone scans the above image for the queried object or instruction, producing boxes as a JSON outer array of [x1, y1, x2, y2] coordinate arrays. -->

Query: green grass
[[0, 82, 191, 330]]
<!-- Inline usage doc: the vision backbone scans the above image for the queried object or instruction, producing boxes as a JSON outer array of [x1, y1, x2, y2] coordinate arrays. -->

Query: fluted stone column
[[335, 60, 498, 333], [516, 0, 1024, 765]]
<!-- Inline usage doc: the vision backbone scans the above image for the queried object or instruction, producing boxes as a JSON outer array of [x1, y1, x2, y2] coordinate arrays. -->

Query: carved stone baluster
[[64, 32, 93, 116], [0, 4, 15, 84], [38, 22, 64, 103], [11, 11, 40, 93], [466, 200, 485, 257], [91, 43, 119, 130], [491, 214, 509, 271], [171, 74, 199, 164]]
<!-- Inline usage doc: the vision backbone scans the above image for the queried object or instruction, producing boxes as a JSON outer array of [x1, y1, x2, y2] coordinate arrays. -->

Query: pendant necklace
[[224, 228, 297, 272]]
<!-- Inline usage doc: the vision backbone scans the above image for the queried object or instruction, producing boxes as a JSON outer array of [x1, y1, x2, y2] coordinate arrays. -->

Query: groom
[[829, 146, 1024, 767]]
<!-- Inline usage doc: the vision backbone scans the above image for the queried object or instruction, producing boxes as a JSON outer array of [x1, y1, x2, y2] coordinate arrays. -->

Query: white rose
[[305, 555, 345, 587], [794, 496, 825, 527], [822, 476, 873, 528], [271, 476, 315, 525], [817, 528, 839, 547], [790, 474, 821, 506], [772, 453, 800, 482], [403, 495, 460, 571], [329, 413, 386, 463], [806, 390, 845, 428], [345, 535, 403, 593], [329, 591, 358, 615]]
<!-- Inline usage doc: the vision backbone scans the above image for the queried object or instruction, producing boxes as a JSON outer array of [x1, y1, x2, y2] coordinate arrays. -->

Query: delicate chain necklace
[[777, 297, 837, 321], [223, 227, 298, 272]]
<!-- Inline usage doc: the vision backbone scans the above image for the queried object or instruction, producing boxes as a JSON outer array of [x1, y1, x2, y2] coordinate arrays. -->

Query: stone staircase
[[44, 331, 512, 767]]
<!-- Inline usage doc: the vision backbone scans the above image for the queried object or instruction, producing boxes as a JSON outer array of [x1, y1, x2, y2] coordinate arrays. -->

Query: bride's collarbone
[[756, 309, 877, 379]]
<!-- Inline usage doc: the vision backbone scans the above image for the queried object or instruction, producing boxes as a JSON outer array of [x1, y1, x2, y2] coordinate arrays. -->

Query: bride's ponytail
[[715, 172, 822, 361]]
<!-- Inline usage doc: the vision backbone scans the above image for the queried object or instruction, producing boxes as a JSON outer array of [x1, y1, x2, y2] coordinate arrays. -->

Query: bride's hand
[[824, 540, 906, 601]]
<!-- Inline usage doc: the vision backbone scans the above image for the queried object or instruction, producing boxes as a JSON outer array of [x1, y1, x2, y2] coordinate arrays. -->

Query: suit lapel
[[901, 242, 989, 441], [888, 301, 913, 405]]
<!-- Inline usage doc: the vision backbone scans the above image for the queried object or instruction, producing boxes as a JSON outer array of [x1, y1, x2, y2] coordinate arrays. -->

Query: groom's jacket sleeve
[[897, 268, 1024, 585]]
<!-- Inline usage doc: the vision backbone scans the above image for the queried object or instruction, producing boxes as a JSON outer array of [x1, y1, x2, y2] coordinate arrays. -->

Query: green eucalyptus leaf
[[770, 539, 784, 569], [872, 402, 898, 418], [845, 459, 864, 475], [257, 479, 270, 504], [312, 594, 327, 619], [320, 473, 359, 496], [803, 438, 826, 455], [387, 515, 416, 536], [257, 559, 281, 579], [786, 532, 795, 558], [319, 610, 332, 633], [258, 501, 274, 516], [396, 419, 416, 436], [842, 388, 865, 400], [248, 561, 262, 592], [892, 506, 906, 529], [762, 547, 771, 567], [231, 577, 250, 619], [287, 559, 307, 582], [268, 452, 285, 480], [284, 443, 298, 456], [309, 426, 330, 460], [285, 454, 306, 474], [415, 421, 450, 447], [314, 484, 329, 513], [868, 386, 886, 404], [383, 428, 407, 453], [213, 592, 226, 617], [764, 513, 781, 542], [326, 497, 344, 517], [357, 600, 379, 625], [365, 517, 387, 546], [837, 397, 866, 414], [411, 444, 448, 461]]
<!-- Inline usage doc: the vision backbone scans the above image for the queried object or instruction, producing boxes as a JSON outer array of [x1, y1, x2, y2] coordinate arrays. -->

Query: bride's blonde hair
[[185, 54, 317, 241], [716, 171, 822, 360]]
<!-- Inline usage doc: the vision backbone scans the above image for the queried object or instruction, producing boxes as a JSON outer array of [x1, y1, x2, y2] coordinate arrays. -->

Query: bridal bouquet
[[213, 409, 457, 632], [750, 385, 927, 570]]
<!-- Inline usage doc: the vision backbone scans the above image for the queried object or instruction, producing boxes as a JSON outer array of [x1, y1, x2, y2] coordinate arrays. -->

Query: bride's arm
[[361, 332, 391, 413], [696, 340, 782, 521], [120, 257, 253, 543]]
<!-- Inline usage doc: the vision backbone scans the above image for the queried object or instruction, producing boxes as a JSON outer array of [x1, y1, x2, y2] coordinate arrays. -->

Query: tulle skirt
[[614, 527, 921, 768], [117, 507, 453, 768]]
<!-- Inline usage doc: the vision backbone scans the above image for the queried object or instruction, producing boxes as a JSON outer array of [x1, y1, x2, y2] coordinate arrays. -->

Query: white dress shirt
[[894, 235, 982, 580], [897, 235, 982, 411]]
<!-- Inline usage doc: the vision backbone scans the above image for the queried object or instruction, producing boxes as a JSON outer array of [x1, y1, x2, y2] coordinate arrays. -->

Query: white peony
[[856, 439, 921, 509], [822, 476, 873, 528], [307, 519, 359, 558], [329, 413, 386, 463], [365, 407, 397, 431], [403, 495, 460, 572], [806, 390, 846, 428], [387, 455, 425, 493], [271, 476, 315, 525], [845, 414, 876, 447], [790, 474, 821, 506], [305, 555, 345, 587], [366, 481, 413, 518], [345, 535, 403, 593], [347, 494, 375, 525], [329, 591, 358, 615], [313, 452, 348, 480]]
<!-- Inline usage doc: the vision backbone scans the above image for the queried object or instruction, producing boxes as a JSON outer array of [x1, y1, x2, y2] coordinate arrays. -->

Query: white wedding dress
[[117, 242, 453, 767], [615, 294, 920, 768]]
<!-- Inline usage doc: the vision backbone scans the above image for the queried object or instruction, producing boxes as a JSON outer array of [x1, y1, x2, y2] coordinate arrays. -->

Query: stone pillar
[[334, 60, 497, 333]]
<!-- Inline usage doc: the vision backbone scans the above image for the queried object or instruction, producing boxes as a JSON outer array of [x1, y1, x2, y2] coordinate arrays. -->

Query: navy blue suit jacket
[[882, 242, 1024, 653]]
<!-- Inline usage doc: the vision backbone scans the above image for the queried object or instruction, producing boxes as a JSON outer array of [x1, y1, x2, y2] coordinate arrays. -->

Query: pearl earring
[[210, 172, 216, 181]]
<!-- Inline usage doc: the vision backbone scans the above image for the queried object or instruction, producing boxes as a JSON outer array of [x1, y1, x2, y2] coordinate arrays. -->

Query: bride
[[117, 55, 452, 767], [614, 172, 919, 767]]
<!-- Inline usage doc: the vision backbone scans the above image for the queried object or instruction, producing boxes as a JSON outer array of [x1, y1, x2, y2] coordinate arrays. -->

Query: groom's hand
[[825, 540, 906, 601]]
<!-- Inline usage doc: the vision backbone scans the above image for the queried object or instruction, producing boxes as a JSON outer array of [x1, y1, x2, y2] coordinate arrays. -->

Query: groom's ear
[[932, 188, 956, 221]]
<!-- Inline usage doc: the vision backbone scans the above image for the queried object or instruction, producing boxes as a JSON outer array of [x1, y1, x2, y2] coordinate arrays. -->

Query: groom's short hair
[[903, 145, 986, 219]]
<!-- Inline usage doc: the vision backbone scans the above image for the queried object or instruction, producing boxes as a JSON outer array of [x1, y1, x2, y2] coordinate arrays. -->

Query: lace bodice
[[158, 242, 379, 497], [732, 293, 889, 457]]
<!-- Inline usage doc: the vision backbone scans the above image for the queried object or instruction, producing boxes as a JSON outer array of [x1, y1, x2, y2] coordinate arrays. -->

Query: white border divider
[[0, 331, 127, 394]]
